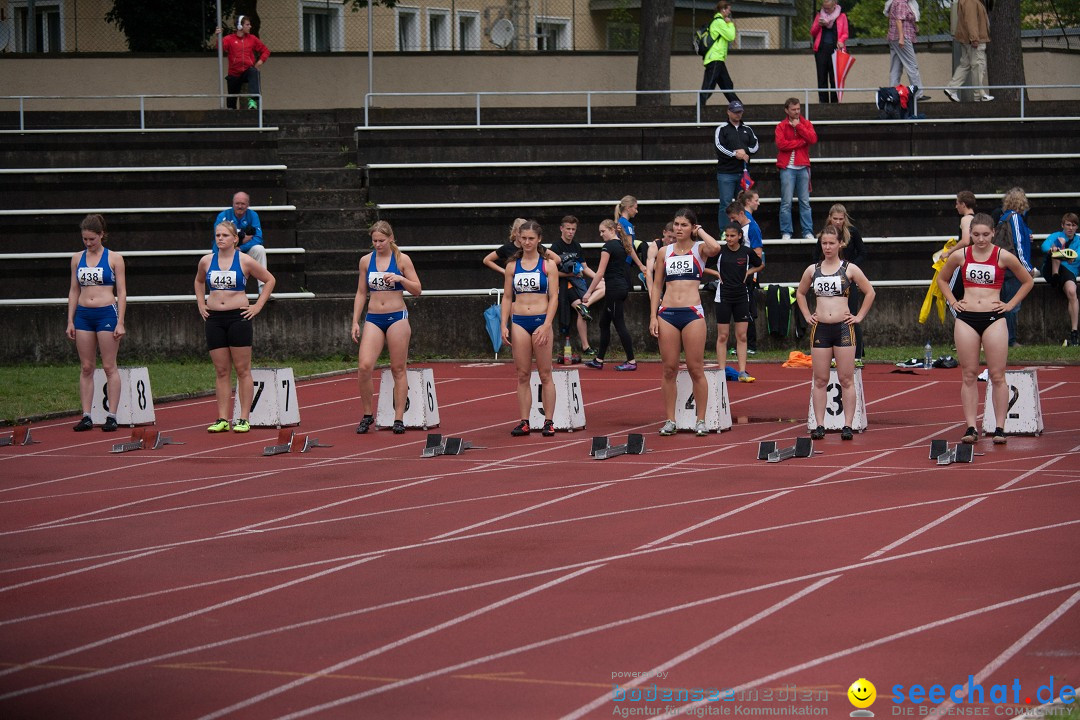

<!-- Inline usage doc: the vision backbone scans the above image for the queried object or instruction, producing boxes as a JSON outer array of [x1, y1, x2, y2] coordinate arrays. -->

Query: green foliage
[[347, 0, 400, 10], [1022, 0, 1080, 28], [801, 0, 953, 41], [106, 0, 235, 52], [609, 0, 640, 50]]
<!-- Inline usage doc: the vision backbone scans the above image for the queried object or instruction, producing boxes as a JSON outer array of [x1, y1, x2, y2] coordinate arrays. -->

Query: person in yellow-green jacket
[[700, 1, 741, 109]]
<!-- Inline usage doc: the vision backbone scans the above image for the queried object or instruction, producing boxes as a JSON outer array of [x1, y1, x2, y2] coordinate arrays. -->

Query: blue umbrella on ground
[[484, 292, 505, 358]]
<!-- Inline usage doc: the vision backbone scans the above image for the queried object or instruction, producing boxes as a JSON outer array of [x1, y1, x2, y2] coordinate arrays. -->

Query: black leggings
[[597, 288, 634, 362], [814, 42, 838, 104]]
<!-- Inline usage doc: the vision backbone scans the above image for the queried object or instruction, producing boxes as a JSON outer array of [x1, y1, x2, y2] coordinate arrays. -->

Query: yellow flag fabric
[[919, 237, 958, 325]]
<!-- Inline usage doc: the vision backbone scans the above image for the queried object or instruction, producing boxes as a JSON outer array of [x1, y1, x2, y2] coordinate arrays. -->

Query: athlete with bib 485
[[195, 221, 276, 434]]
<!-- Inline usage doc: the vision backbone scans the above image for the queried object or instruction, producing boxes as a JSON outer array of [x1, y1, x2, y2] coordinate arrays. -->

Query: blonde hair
[[1002, 187, 1030, 214], [827, 203, 853, 247], [215, 221, 240, 247], [615, 195, 637, 223], [601, 218, 634, 256], [369, 220, 402, 265], [509, 217, 527, 243]]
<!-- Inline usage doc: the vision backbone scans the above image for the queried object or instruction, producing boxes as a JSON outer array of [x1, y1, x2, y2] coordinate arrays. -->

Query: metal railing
[[361, 84, 1080, 128], [0, 93, 266, 131]]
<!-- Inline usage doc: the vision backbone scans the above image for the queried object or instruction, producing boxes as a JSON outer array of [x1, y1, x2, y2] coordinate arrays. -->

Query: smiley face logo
[[848, 678, 877, 709]]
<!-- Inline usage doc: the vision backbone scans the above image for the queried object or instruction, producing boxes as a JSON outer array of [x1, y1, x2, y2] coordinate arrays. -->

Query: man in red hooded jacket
[[774, 98, 818, 241], [216, 16, 270, 110]]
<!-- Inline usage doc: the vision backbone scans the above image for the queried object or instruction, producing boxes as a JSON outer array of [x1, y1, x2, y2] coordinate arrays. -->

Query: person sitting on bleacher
[[214, 192, 267, 291]]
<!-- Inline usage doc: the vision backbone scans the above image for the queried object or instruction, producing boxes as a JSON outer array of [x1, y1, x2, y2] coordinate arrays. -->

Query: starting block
[[758, 437, 813, 463], [110, 427, 183, 454], [930, 439, 975, 465], [0, 425, 36, 446], [421, 433, 478, 458], [262, 428, 333, 456], [590, 433, 646, 460]]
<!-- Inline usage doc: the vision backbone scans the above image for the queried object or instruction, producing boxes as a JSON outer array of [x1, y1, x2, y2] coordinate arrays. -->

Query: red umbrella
[[832, 49, 856, 103]]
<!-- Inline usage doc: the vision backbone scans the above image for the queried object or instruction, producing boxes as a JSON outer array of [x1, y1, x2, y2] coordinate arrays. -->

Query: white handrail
[[0, 292, 315, 306], [0, 248, 306, 261], [1, 93, 266, 130], [0, 205, 296, 217], [0, 165, 288, 175]]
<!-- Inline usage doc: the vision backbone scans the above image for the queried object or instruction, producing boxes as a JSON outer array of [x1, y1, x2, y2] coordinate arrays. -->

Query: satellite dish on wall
[[0, 20, 13, 53], [489, 18, 514, 49]]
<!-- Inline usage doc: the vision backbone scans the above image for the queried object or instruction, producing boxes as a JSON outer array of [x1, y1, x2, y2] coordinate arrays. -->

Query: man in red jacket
[[774, 98, 818, 241], [216, 16, 271, 110]]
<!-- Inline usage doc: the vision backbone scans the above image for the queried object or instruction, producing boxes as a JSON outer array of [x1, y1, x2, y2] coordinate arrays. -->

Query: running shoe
[[695, 420, 708, 437], [803, 233, 817, 241], [73, 415, 94, 432], [582, 347, 597, 357], [232, 419, 250, 433], [392, 420, 406, 435], [510, 420, 530, 437], [207, 418, 230, 433], [615, 362, 637, 371], [737, 371, 755, 383], [841, 426, 854, 440], [747, 349, 756, 356], [728, 347, 737, 357], [356, 415, 374, 434], [961, 426, 978, 444], [896, 358, 923, 368], [810, 426, 826, 440], [575, 303, 592, 321], [658, 420, 677, 436], [102, 416, 118, 432], [541, 419, 555, 437], [944, 88, 960, 103], [854, 359, 864, 369], [247, 98, 258, 110], [992, 427, 1007, 444], [584, 359, 604, 370]]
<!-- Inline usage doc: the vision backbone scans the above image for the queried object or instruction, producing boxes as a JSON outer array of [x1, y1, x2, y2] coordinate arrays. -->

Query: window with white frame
[[535, 16, 571, 51], [427, 8, 451, 50], [737, 30, 769, 50], [456, 10, 481, 51], [11, 0, 62, 53], [300, 1, 344, 52], [396, 7, 421, 51]]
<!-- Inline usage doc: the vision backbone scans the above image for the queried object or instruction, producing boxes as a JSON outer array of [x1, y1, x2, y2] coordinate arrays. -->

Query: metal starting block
[[421, 433, 476, 458], [262, 428, 333, 456], [931, 439, 974, 465], [0, 425, 36, 447], [759, 437, 813, 463], [110, 427, 183, 454], [590, 433, 646, 460]]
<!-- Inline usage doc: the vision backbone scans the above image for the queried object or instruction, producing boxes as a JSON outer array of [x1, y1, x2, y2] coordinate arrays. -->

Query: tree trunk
[[987, 0, 1026, 102], [635, 0, 675, 107]]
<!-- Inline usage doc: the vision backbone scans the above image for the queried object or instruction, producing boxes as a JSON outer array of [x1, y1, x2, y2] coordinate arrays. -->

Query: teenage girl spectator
[[615, 195, 651, 290], [649, 209, 721, 436], [1041, 213, 1080, 347], [815, 205, 867, 365], [500, 221, 560, 437], [352, 221, 422, 435], [699, 1, 741, 108], [796, 225, 875, 441], [708, 222, 763, 383], [886, 0, 925, 96], [195, 221, 276, 433], [936, 214, 1033, 444], [726, 199, 764, 356], [811, 0, 849, 104], [995, 187, 1034, 347], [484, 217, 560, 276], [67, 214, 126, 432], [584, 220, 639, 372]]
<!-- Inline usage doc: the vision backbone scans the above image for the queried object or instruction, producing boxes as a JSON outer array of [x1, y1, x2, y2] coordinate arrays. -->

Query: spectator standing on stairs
[[216, 16, 270, 110]]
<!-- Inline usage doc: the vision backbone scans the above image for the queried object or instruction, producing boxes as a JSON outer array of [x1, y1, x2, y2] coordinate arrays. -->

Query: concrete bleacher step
[[276, 150, 354, 169], [285, 168, 362, 191], [295, 228, 369, 251], [287, 188, 366, 210], [296, 207, 371, 230]]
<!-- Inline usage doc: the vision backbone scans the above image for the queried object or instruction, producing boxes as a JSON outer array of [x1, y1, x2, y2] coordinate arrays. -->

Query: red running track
[[1, 362, 1078, 720]]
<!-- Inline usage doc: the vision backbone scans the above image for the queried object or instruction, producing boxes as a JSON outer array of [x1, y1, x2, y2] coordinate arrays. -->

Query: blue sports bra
[[206, 250, 247, 292], [367, 252, 403, 291], [77, 248, 115, 287], [512, 257, 548, 296]]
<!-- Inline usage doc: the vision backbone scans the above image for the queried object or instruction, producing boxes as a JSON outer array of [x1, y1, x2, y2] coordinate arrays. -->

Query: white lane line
[[196, 565, 603, 720], [429, 484, 615, 540], [0, 555, 384, 690], [931, 589, 1080, 714], [0, 548, 169, 594], [667, 582, 1080, 718], [561, 577, 840, 720]]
